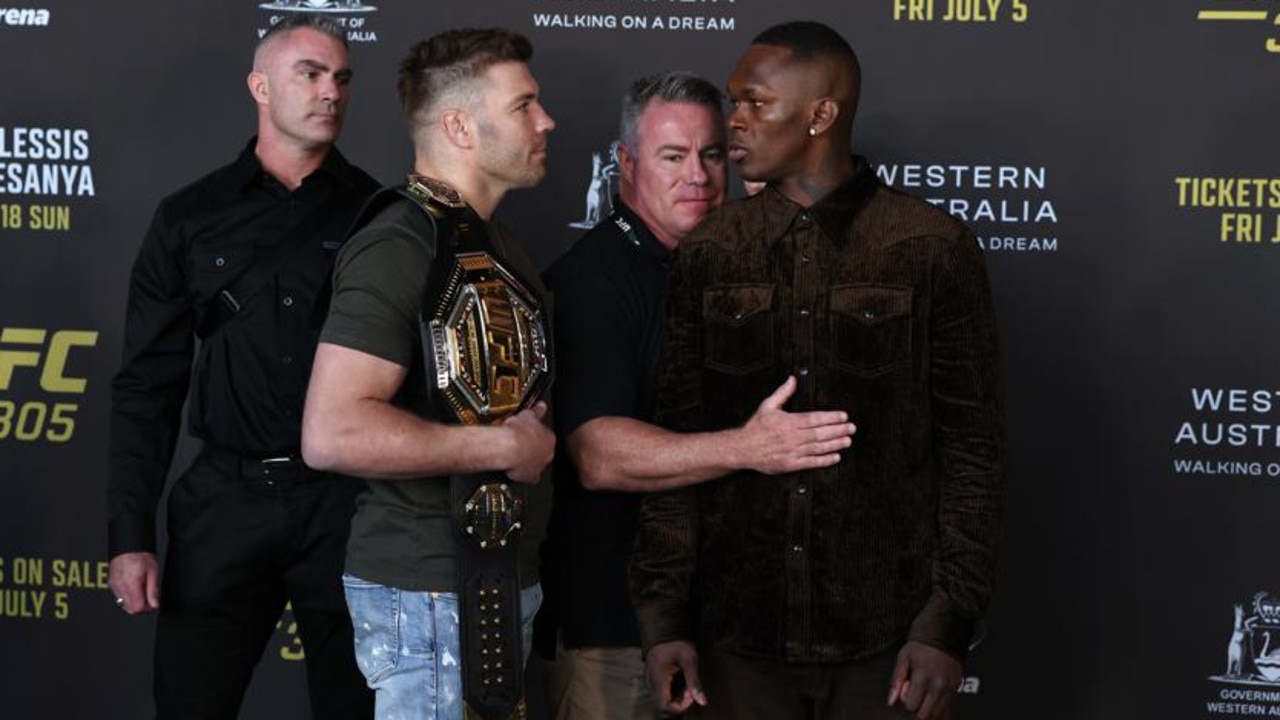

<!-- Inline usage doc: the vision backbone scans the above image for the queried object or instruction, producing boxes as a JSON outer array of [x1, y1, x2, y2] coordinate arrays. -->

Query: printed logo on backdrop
[[1207, 592, 1280, 717], [1196, 2, 1280, 55], [892, 0, 1029, 23], [531, 0, 738, 33], [0, 326, 98, 445], [1172, 388, 1280, 479], [876, 161, 1059, 252], [568, 141, 622, 229], [954, 622, 988, 697], [257, 1, 379, 43], [0, 126, 94, 236], [0, 6, 50, 27], [1175, 176, 1280, 247], [0, 556, 106, 621]]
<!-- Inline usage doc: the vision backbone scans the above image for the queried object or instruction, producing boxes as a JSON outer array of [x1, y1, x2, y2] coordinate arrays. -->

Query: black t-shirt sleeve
[[548, 262, 642, 435]]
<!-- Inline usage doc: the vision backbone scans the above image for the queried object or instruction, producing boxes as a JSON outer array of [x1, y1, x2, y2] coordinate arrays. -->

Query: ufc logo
[[0, 328, 98, 394]]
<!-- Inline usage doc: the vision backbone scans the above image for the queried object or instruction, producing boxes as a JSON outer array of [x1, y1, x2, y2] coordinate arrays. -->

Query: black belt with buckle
[[231, 454, 318, 484]]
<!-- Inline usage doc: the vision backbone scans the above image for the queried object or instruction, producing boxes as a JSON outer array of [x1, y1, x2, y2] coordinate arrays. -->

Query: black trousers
[[687, 646, 943, 720], [153, 449, 373, 720]]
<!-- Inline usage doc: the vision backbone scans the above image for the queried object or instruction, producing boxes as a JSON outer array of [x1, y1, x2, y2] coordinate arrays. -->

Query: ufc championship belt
[[405, 175, 550, 720]]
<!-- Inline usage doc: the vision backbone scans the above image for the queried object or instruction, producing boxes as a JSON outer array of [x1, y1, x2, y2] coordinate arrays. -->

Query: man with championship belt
[[301, 28, 556, 720]]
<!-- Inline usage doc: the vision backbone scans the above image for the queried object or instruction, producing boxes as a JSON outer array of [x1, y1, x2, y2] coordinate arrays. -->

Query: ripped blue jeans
[[343, 574, 542, 720]]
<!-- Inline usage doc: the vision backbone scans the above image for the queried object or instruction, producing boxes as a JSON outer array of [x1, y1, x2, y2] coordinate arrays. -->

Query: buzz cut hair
[[752, 20, 859, 68], [254, 13, 347, 66]]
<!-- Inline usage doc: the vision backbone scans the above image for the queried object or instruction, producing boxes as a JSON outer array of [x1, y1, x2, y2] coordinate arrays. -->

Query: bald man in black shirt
[[107, 15, 376, 719]]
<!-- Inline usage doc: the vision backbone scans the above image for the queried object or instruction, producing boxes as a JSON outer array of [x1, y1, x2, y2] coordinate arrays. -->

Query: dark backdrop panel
[[3, 1, 1277, 718]]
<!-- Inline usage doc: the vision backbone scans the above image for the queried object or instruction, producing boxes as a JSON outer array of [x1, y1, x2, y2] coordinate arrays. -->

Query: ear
[[809, 97, 839, 136], [441, 108, 474, 150], [247, 71, 269, 105], [616, 142, 636, 181]]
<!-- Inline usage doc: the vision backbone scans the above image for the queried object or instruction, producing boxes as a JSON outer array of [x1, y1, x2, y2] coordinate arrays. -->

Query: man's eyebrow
[[294, 59, 330, 72], [508, 91, 537, 109], [654, 143, 692, 154]]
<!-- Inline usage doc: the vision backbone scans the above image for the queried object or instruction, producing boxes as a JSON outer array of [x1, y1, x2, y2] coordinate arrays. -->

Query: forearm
[[630, 487, 700, 651], [916, 452, 1005, 658], [108, 406, 180, 554], [302, 396, 525, 480], [571, 417, 750, 492], [916, 231, 1008, 656], [107, 340, 191, 556]]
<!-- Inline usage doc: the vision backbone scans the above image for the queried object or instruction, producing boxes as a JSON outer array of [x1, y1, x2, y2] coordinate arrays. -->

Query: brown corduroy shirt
[[631, 157, 1007, 663]]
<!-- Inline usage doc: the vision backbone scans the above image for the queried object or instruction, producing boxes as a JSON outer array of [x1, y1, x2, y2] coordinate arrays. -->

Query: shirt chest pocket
[[703, 284, 774, 376], [829, 285, 912, 378], [190, 247, 246, 290], [188, 246, 252, 330]]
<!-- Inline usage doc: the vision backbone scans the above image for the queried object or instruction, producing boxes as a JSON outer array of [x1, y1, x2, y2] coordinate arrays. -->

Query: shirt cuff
[[907, 591, 977, 661], [635, 603, 694, 655], [108, 514, 157, 558]]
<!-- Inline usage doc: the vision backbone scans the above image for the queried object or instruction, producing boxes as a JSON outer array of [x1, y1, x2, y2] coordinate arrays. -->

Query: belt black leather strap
[[452, 474, 528, 720]]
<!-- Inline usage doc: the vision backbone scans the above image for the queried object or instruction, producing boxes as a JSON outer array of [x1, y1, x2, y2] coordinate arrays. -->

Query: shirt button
[[797, 485, 808, 495], [282, 295, 294, 307], [213, 256, 226, 268], [800, 253, 811, 264], [797, 364, 810, 377], [282, 355, 294, 365], [799, 307, 811, 317], [796, 212, 813, 228], [792, 544, 804, 553]]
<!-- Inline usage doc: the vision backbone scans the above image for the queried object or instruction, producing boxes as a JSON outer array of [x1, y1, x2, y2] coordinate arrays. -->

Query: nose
[[536, 103, 556, 133], [685, 155, 709, 185], [727, 103, 747, 132], [318, 74, 342, 104]]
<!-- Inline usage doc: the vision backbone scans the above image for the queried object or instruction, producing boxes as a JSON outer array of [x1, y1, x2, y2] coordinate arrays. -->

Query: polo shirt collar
[[612, 198, 672, 263]]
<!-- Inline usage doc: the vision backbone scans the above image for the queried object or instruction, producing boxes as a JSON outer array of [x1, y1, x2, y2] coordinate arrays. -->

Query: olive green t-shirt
[[320, 196, 551, 592]]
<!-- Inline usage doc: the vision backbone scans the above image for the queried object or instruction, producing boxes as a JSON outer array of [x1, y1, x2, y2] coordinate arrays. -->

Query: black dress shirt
[[107, 140, 378, 557], [631, 158, 1007, 663], [540, 201, 670, 650]]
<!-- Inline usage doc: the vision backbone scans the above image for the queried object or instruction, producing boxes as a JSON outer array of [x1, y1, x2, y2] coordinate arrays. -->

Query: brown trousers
[[545, 637, 659, 720]]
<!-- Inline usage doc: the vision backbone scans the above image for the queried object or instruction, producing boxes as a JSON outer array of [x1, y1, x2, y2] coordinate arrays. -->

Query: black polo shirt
[[107, 140, 379, 557], [540, 200, 671, 649]]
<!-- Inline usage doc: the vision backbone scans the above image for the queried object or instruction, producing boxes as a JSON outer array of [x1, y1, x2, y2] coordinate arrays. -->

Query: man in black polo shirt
[[107, 15, 376, 719], [537, 71, 857, 720]]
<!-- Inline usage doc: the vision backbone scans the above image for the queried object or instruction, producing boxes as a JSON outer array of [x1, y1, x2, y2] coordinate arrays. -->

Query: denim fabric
[[344, 574, 542, 720]]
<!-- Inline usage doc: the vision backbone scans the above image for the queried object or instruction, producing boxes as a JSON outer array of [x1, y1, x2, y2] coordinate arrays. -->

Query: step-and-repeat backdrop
[[3, 1, 1279, 718]]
